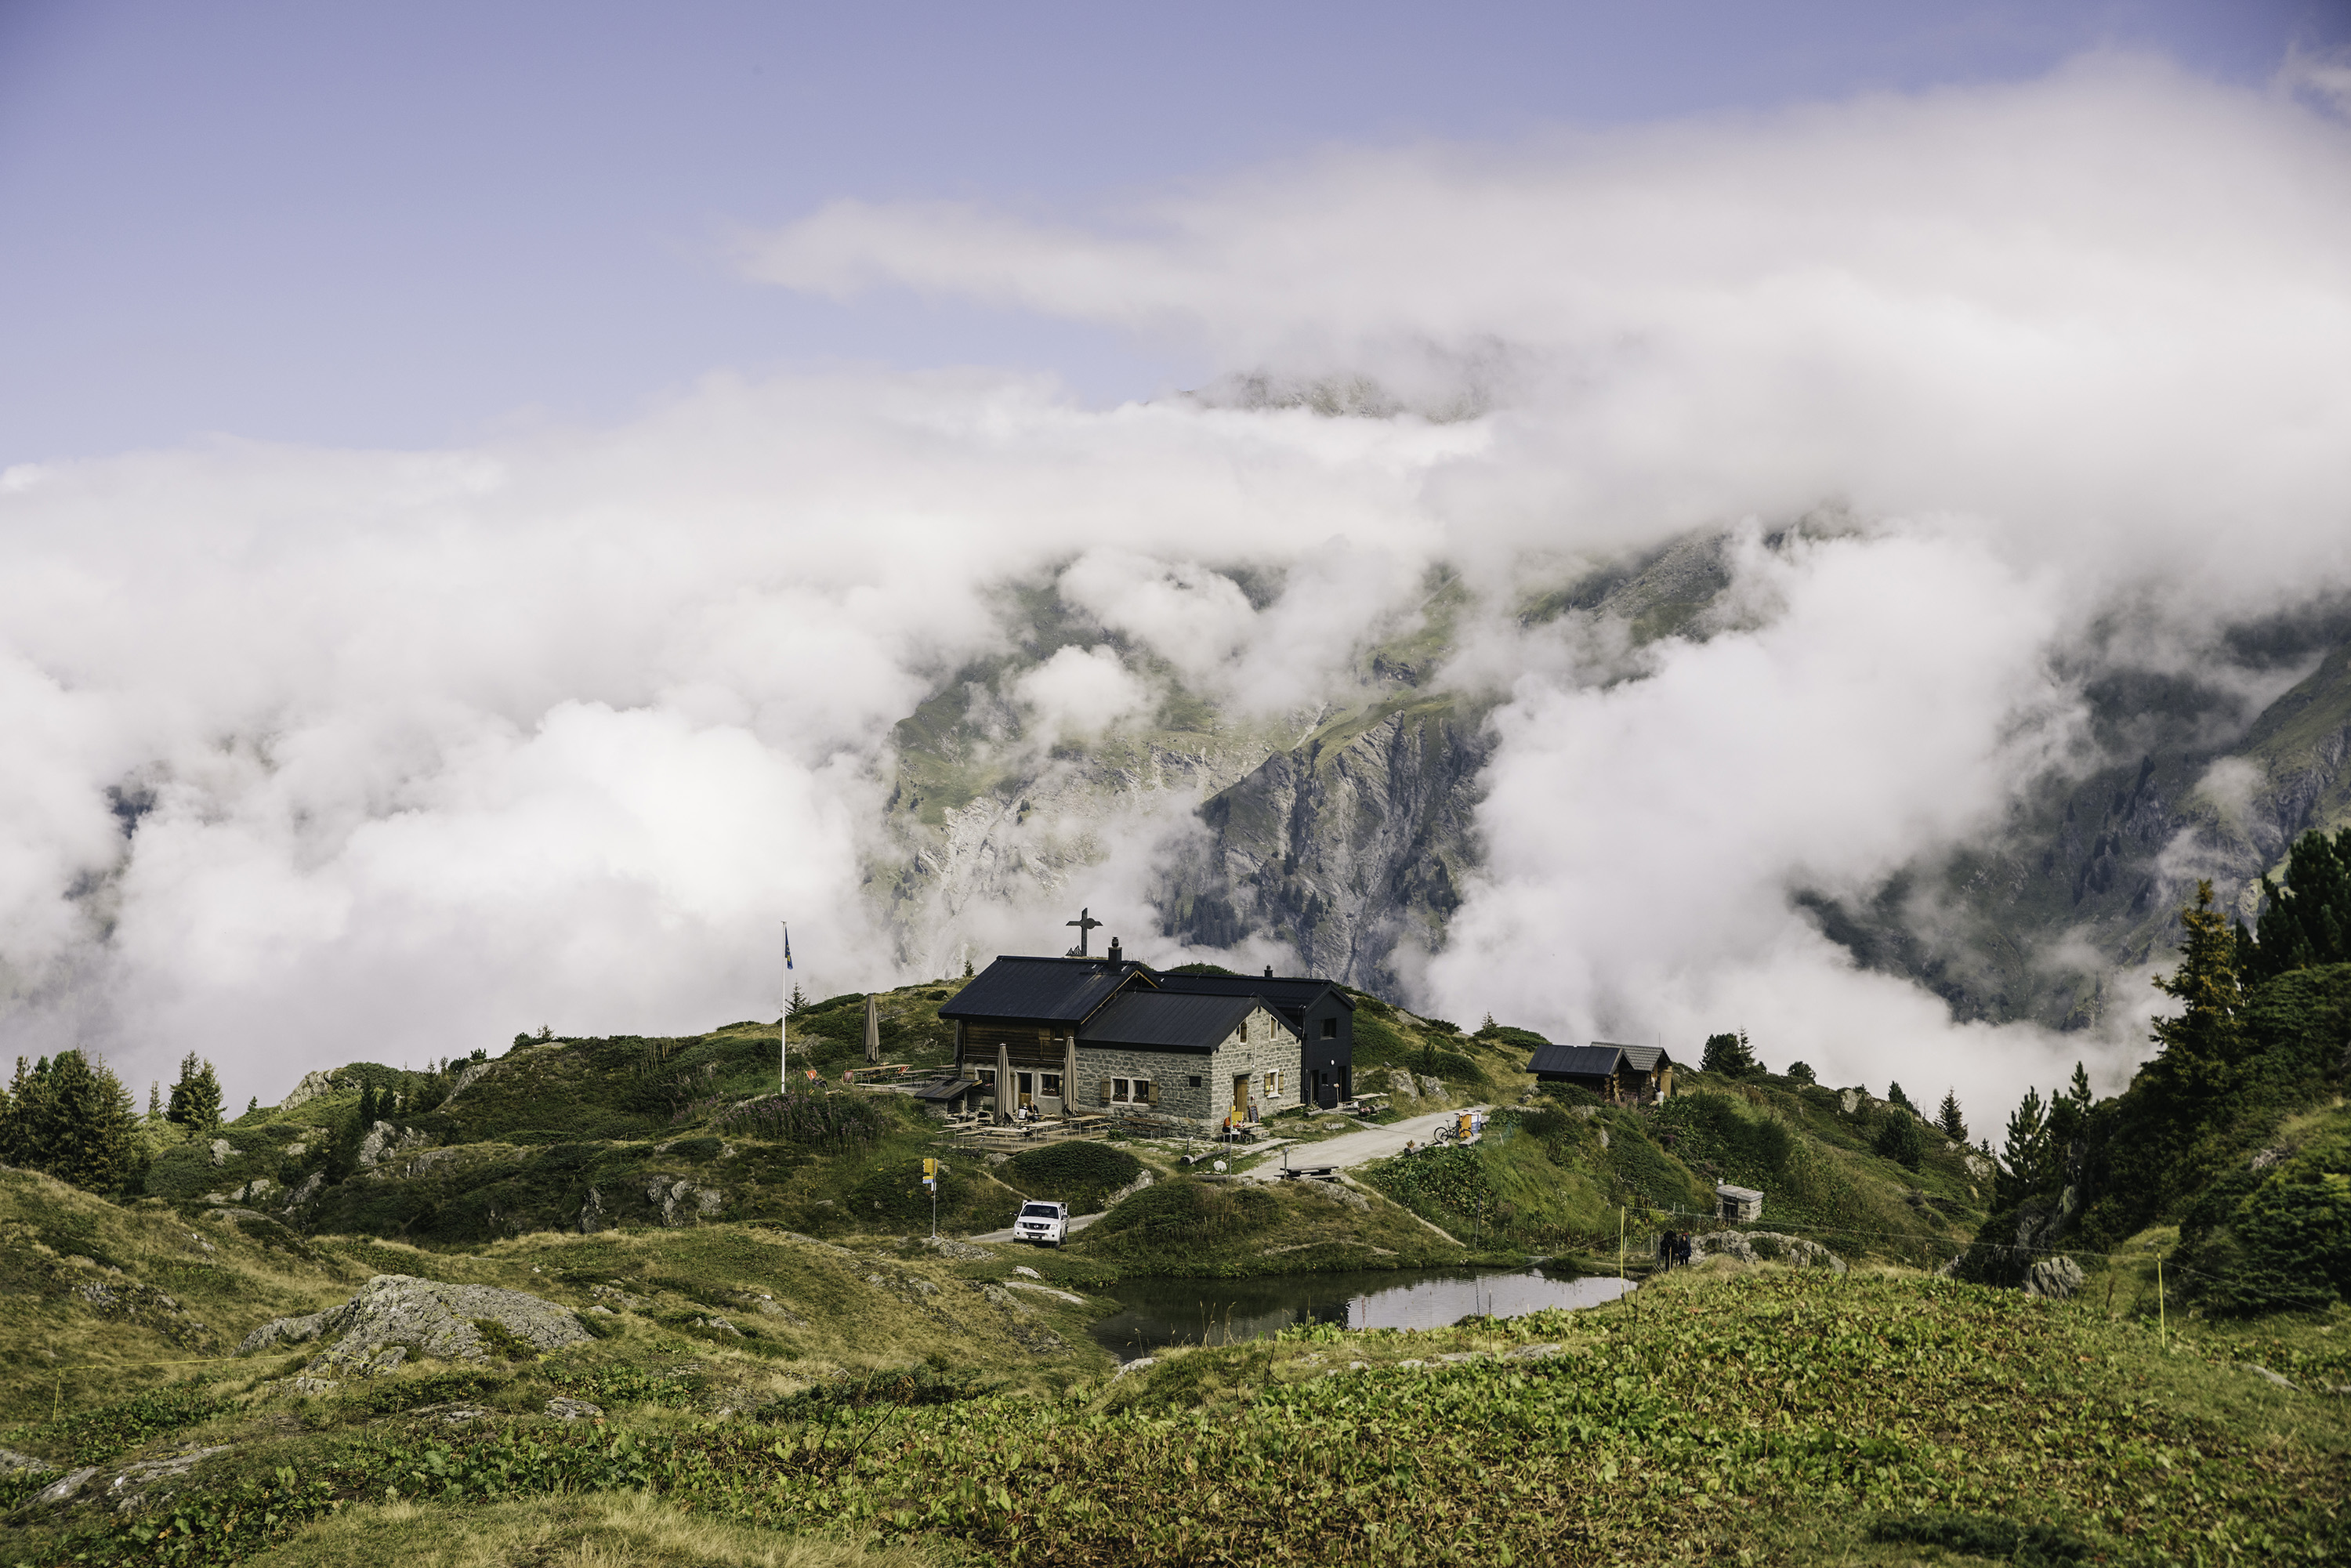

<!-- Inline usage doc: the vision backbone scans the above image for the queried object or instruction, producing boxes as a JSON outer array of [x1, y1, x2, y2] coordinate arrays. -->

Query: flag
[[784, 925, 793, 970]]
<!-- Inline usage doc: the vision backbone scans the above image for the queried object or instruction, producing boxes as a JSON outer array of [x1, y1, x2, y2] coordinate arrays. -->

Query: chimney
[[1107, 936, 1123, 966], [1264, 965, 1273, 978]]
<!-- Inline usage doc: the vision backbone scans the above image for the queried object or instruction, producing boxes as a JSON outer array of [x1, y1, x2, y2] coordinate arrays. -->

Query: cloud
[[1012, 645, 1153, 743], [6, 56, 2350, 1134]]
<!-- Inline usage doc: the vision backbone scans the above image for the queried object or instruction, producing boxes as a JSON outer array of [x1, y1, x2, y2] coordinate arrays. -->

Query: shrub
[[999, 1142, 1143, 1214], [1085, 1179, 1279, 1244], [1872, 1112, 1925, 1171], [701, 1090, 886, 1148]]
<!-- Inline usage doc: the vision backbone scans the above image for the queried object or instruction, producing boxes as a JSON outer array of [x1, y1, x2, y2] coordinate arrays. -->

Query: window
[[1188, 1074, 1202, 1088], [1112, 1078, 1130, 1103], [1321, 1017, 1338, 1039], [976, 1069, 996, 1088], [1041, 1074, 1062, 1098], [1020, 1203, 1060, 1219], [1265, 1070, 1281, 1098]]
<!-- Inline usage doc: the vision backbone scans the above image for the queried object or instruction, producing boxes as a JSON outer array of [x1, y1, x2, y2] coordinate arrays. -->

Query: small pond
[[1088, 1266, 1634, 1362]]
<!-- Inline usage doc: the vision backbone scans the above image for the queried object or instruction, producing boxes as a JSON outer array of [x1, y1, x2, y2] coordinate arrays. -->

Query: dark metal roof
[[1597, 1042, 1674, 1073], [1528, 1044, 1626, 1079], [1148, 972, 1355, 1025], [1078, 991, 1284, 1052], [909, 1074, 981, 1102], [938, 956, 1155, 1025]]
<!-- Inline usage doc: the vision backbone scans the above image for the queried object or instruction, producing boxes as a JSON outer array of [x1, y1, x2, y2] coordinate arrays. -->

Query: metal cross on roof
[[1065, 907, 1103, 956]]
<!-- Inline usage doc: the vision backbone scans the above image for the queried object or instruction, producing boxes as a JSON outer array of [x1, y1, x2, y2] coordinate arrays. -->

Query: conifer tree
[[1786, 1061, 1817, 1085], [2148, 880, 2248, 1100], [1998, 1085, 2051, 1207], [2244, 825, 2351, 981], [165, 1052, 223, 1136], [147, 1081, 163, 1121], [1701, 1030, 1758, 1077], [357, 1080, 380, 1128], [1886, 1082, 1915, 1114], [0, 1051, 139, 1194], [1936, 1089, 1966, 1140]]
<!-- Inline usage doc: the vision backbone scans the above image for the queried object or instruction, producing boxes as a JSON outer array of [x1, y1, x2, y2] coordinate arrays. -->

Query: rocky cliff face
[[867, 541, 2351, 1030], [1800, 634, 2351, 1029], [1150, 695, 1494, 991]]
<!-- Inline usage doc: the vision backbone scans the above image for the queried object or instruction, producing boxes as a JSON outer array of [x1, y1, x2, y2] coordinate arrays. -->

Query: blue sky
[[1, 0, 2341, 464]]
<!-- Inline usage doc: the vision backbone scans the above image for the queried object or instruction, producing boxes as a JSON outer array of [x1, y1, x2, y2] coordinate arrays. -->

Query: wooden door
[[1017, 1072, 1034, 1108]]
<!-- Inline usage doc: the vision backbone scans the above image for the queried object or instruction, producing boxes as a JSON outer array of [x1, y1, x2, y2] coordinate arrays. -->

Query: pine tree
[[1701, 1030, 1758, 1077], [1936, 1088, 1966, 1140], [147, 1081, 163, 1121], [1786, 1061, 1817, 1085], [165, 1052, 223, 1136], [2244, 825, 2351, 981], [2148, 880, 2248, 1100], [357, 1080, 380, 1128], [1874, 1109, 1925, 1170], [1998, 1085, 2051, 1207], [0, 1051, 139, 1195], [1886, 1082, 1915, 1114]]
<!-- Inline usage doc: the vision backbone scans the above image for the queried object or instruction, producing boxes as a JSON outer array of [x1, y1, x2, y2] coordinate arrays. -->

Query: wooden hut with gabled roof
[[1527, 1041, 1677, 1106]]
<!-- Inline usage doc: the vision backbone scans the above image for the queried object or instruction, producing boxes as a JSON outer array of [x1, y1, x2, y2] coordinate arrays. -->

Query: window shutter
[[1099, 1077, 1112, 1104], [1142, 1079, 1157, 1105]]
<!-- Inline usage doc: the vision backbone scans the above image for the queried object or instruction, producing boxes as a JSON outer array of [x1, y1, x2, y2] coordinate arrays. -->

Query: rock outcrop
[[237, 1273, 592, 1374], [2025, 1255, 2085, 1300], [279, 1069, 339, 1110], [1154, 699, 1493, 992], [1686, 1230, 1846, 1273], [355, 1121, 430, 1170]]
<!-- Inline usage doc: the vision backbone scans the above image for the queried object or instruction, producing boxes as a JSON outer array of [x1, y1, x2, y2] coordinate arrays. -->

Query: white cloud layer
[[5, 56, 2349, 1130]]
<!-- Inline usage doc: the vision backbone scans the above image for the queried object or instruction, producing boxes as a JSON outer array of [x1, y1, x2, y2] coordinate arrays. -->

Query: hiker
[[1675, 1233, 1694, 1268], [1657, 1231, 1675, 1272]]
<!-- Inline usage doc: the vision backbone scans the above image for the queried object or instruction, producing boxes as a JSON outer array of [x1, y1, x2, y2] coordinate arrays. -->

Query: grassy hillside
[[9, 1248, 2344, 1566], [1346, 1064, 1990, 1266]]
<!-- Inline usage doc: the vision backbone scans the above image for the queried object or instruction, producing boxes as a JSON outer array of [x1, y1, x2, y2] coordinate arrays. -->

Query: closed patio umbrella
[[863, 994, 881, 1066]]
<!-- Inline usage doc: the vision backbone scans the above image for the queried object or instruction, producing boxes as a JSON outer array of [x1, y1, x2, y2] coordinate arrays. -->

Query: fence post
[[2157, 1253, 2167, 1351]]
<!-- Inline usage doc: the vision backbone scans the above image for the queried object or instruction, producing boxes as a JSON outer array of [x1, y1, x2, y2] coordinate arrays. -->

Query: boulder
[[34, 1467, 100, 1507], [0, 1446, 56, 1477], [545, 1397, 603, 1420], [100, 1445, 232, 1512], [237, 1273, 592, 1373], [643, 1176, 723, 1225], [1686, 1230, 1846, 1273], [2024, 1255, 2085, 1300], [207, 1139, 233, 1168]]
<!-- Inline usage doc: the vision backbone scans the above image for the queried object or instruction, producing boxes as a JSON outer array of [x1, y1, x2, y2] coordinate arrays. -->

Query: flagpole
[[781, 922, 792, 1094]]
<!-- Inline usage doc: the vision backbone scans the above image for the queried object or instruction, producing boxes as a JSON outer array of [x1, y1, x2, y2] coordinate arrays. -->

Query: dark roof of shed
[[1528, 1044, 1626, 1079], [1596, 1041, 1675, 1072], [1149, 972, 1354, 1015], [909, 1074, 981, 1102], [938, 956, 1154, 1025], [1078, 991, 1284, 1052]]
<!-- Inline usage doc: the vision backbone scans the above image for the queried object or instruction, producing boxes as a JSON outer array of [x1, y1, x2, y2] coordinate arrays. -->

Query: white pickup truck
[[1012, 1200, 1069, 1247]]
